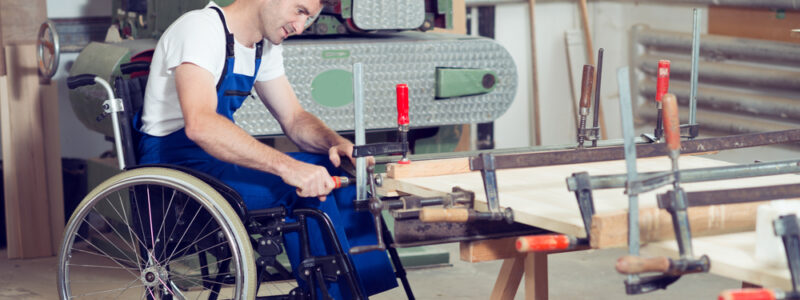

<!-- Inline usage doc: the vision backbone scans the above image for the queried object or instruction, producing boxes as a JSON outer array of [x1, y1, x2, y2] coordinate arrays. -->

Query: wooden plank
[[643, 232, 792, 290], [386, 157, 470, 179], [0, 8, 5, 76], [389, 155, 800, 240], [490, 255, 525, 300], [42, 81, 64, 253], [2, 44, 54, 258], [0, 0, 47, 45], [524, 252, 548, 300], [590, 201, 764, 249], [709, 6, 800, 44], [460, 236, 519, 263]]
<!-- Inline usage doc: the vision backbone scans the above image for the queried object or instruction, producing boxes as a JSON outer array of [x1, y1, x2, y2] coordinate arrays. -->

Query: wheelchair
[[58, 61, 413, 299]]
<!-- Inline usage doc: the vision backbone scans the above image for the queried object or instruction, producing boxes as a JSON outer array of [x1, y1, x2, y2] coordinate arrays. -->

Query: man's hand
[[281, 160, 335, 201], [328, 143, 374, 168]]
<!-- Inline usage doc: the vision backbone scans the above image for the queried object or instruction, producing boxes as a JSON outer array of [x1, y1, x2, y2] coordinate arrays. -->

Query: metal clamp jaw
[[471, 153, 514, 223], [349, 165, 387, 255]]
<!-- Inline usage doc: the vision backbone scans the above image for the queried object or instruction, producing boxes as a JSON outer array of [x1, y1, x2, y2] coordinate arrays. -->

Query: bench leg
[[524, 252, 548, 300], [491, 255, 525, 300]]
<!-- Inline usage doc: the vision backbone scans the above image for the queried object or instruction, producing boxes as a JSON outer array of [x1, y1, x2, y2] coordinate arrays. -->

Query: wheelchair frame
[[58, 62, 412, 299]]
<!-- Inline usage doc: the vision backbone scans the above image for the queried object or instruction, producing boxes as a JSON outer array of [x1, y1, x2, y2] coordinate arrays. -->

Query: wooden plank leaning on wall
[[1, 0, 63, 259]]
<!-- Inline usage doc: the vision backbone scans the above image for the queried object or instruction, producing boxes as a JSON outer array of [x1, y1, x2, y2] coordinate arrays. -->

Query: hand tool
[[349, 74, 414, 254], [417, 154, 514, 224], [617, 93, 710, 294], [576, 64, 595, 149], [718, 214, 800, 300], [643, 59, 670, 142], [591, 48, 605, 147]]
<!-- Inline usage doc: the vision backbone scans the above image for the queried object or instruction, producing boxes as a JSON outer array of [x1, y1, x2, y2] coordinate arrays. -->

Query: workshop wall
[[47, 0, 113, 159], [491, 1, 708, 148]]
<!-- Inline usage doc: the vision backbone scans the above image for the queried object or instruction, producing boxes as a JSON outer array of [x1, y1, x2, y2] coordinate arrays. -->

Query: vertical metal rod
[[618, 67, 640, 284], [689, 8, 700, 126], [592, 48, 605, 147], [97, 78, 126, 171], [353, 63, 367, 201]]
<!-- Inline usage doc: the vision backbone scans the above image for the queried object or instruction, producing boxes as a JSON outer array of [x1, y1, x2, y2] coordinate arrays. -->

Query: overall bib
[[136, 7, 397, 299]]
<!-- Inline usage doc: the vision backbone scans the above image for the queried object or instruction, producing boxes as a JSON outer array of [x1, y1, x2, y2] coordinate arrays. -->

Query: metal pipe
[[641, 80, 800, 121], [567, 159, 800, 191], [637, 54, 800, 92], [688, 9, 700, 126], [638, 103, 798, 134], [634, 27, 800, 66], [354, 63, 367, 201]]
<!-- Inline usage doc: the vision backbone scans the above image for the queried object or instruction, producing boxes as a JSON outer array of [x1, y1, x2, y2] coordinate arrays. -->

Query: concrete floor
[[0, 243, 741, 299], [2, 145, 797, 299]]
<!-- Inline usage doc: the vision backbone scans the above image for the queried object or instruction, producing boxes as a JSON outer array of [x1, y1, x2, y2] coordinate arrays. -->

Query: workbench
[[382, 154, 800, 299]]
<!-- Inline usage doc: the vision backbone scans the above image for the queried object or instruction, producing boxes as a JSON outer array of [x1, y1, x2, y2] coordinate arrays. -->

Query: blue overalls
[[136, 7, 397, 299]]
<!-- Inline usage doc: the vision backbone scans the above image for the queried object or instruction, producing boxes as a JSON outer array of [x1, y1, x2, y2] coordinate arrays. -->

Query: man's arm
[[175, 63, 335, 199], [254, 75, 358, 167]]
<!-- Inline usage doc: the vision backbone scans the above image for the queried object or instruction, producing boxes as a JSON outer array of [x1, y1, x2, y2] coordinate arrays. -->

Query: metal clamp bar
[[567, 159, 800, 191], [470, 129, 800, 171]]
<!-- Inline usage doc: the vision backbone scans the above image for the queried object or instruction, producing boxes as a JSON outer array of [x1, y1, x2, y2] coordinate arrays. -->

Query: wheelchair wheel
[[58, 167, 256, 299]]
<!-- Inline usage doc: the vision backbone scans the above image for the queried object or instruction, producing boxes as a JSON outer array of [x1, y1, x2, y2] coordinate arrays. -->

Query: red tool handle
[[718, 288, 776, 300], [396, 83, 409, 126], [662, 93, 681, 151], [579, 65, 595, 109], [656, 60, 670, 103], [516, 234, 572, 252], [331, 176, 351, 189]]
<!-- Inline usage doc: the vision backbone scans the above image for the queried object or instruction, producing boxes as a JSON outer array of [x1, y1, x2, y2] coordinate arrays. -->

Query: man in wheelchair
[[131, 0, 398, 298]]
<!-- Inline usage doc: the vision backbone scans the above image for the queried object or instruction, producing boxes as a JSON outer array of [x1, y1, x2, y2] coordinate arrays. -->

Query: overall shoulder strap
[[210, 6, 234, 91]]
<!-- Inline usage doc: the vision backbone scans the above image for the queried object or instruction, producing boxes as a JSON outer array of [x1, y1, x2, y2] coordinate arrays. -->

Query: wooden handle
[[579, 65, 595, 109], [419, 207, 469, 223], [516, 234, 572, 252], [718, 288, 776, 300], [615, 255, 671, 274], [396, 83, 409, 125], [662, 93, 681, 151], [656, 60, 670, 103]]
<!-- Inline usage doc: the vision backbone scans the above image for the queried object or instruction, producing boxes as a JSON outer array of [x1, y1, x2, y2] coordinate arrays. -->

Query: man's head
[[257, 0, 323, 44]]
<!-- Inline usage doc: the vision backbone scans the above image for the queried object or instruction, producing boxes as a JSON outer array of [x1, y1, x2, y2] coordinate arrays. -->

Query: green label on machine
[[322, 50, 350, 59], [311, 69, 354, 108]]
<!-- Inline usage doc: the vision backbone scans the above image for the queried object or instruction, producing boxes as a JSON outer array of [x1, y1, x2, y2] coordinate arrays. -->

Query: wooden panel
[[0, 0, 47, 45], [590, 201, 763, 249], [643, 232, 792, 290], [2, 45, 56, 258], [0, 8, 5, 76], [387, 157, 470, 179], [388, 155, 800, 240], [42, 81, 64, 252], [460, 236, 520, 263], [709, 6, 800, 44]]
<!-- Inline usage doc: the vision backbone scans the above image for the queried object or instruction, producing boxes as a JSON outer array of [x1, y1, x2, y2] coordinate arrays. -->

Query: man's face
[[259, 0, 322, 44]]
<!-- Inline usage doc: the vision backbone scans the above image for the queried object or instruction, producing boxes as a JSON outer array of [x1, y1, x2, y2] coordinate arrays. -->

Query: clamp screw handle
[[662, 93, 681, 151], [396, 83, 409, 126], [656, 60, 671, 103]]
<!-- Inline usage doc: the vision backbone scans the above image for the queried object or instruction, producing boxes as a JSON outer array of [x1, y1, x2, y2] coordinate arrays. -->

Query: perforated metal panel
[[234, 32, 517, 136], [351, 0, 426, 30]]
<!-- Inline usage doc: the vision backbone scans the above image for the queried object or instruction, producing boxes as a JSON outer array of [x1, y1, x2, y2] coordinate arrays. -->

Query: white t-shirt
[[140, 2, 285, 137]]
